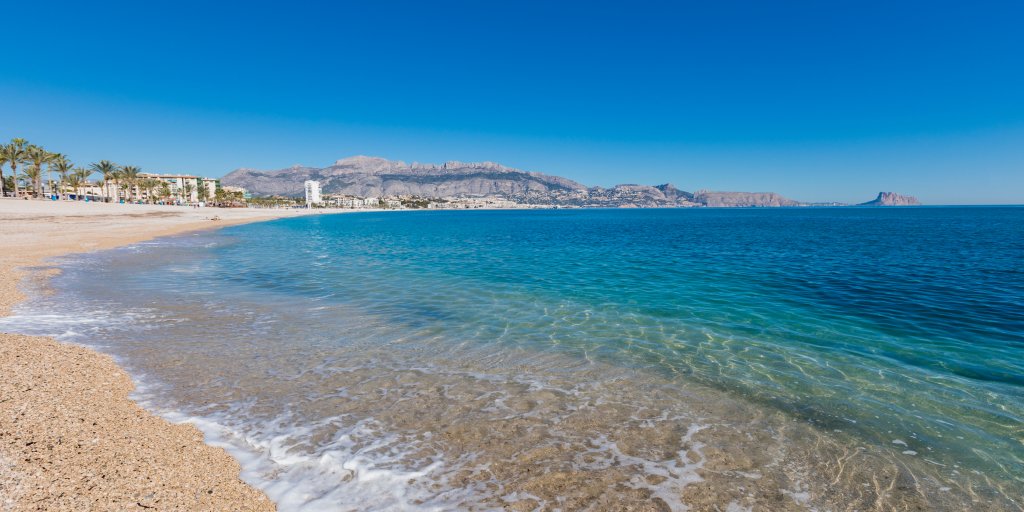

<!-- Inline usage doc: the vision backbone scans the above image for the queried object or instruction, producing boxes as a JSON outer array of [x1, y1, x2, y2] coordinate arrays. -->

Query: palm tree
[[65, 172, 82, 200], [110, 169, 124, 202], [72, 168, 92, 200], [138, 178, 151, 203], [139, 178, 160, 203], [26, 146, 53, 198], [197, 179, 209, 203], [183, 181, 194, 204], [0, 148, 8, 198], [2, 138, 29, 198], [22, 165, 42, 198], [51, 154, 73, 200], [89, 160, 118, 202], [119, 165, 141, 202]]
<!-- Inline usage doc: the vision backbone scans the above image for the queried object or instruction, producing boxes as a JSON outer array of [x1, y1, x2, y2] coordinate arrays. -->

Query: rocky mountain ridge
[[222, 156, 918, 207]]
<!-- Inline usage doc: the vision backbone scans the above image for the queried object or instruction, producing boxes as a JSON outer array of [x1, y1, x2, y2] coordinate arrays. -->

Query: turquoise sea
[[4, 207, 1022, 510]]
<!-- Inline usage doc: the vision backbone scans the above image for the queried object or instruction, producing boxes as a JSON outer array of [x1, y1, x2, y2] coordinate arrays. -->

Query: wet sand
[[0, 199, 327, 511]]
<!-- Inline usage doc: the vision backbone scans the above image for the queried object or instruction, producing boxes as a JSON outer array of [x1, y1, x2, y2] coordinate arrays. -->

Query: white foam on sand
[[574, 424, 709, 512], [142, 404, 474, 511]]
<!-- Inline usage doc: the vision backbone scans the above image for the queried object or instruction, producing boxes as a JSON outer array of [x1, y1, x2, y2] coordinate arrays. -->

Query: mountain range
[[221, 156, 917, 207]]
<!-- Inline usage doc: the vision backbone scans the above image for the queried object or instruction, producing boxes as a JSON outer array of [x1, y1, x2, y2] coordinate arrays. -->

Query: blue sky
[[2, 0, 1022, 204]]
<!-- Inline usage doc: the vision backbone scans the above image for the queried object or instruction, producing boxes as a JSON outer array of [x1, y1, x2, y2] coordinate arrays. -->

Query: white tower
[[304, 180, 321, 207]]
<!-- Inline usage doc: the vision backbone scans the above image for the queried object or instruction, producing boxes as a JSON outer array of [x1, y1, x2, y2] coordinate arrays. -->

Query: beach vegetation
[[89, 160, 119, 202], [72, 168, 92, 199], [65, 172, 83, 199], [26, 146, 54, 198], [1, 138, 29, 198], [0, 145, 10, 197], [138, 178, 159, 203], [22, 164, 41, 198], [51, 154, 73, 199], [120, 165, 142, 202]]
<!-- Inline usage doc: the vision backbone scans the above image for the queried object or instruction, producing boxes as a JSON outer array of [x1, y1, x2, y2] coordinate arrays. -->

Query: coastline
[[3, 202, 1019, 510], [0, 199, 333, 510]]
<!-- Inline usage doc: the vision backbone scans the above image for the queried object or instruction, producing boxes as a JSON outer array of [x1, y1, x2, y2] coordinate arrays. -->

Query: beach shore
[[0, 199, 322, 511]]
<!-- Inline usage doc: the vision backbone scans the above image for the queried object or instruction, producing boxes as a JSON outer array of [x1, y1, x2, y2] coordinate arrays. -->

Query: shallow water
[[4, 207, 1023, 510]]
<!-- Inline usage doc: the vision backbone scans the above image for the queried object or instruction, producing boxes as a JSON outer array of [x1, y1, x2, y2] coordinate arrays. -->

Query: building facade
[[304, 180, 322, 206], [135, 173, 220, 203]]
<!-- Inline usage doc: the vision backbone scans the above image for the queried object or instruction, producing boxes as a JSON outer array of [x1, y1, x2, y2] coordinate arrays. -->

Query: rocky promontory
[[858, 192, 921, 206]]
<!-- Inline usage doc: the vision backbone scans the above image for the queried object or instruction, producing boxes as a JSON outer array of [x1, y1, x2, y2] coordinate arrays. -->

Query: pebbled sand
[[0, 198, 328, 511]]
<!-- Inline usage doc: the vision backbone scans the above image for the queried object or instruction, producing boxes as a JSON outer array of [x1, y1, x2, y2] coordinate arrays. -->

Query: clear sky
[[2, 0, 1022, 204]]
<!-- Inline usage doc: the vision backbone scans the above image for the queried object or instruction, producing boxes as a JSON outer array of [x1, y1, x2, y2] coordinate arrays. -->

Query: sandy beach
[[0, 199, 321, 511]]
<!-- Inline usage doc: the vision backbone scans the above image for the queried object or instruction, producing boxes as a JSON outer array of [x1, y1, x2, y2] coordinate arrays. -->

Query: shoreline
[[0, 199, 344, 510], [3, 200, 1018, 510]]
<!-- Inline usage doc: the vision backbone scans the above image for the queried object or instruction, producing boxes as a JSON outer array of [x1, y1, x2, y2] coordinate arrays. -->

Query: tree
[[2, 138, 29, 198], [26, 145, 54, 198], [119, 165, 141, 202], [197, 180, 209, 203], [0, 147, 8, 198], [183, 181, 194, 203], [22, 165, 42, 198], [72, 168, 92, 200], [139, 178, 152, 203], [139, 178, 159, 203], [108, 169, 124, 202], [65, 172, 82, 200], [51, 154, 73, 200], [89, 160, 118, 202]]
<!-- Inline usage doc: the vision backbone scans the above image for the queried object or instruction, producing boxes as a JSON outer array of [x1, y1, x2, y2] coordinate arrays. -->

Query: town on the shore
[[0, 138, 531, 210], [2, 138, 920, 209]]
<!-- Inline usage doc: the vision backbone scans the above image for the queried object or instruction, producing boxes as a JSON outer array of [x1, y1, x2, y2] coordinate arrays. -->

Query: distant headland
[[858, 192, 921, 206]]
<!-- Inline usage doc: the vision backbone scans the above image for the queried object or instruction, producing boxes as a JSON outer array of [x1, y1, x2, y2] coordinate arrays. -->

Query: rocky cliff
[[858, 192, 921, 206], [222, 156, 806, 207], [222, 156, 591, 200]]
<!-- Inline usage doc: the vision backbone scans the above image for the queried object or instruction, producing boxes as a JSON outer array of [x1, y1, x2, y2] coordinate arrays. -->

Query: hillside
[[222, 156, 809, 207]]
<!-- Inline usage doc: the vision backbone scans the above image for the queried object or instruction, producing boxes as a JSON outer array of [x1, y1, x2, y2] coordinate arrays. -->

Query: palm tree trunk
[[0, 168, 5, 197], [12, 164, 21, 198]]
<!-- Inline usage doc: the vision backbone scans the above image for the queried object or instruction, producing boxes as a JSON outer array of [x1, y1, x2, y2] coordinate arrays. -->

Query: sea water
[[4, 207, 1022, 510]]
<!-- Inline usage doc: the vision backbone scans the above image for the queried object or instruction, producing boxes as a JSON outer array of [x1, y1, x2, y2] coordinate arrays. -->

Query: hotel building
[[304, 180, 322, 206]]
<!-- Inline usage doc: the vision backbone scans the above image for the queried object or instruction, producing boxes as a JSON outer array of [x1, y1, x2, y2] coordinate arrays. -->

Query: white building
[[304, 180, 322, 207], [136, 173, 219, 203], [328, 195, 379, 208]]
